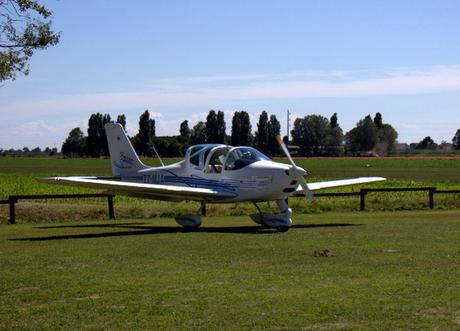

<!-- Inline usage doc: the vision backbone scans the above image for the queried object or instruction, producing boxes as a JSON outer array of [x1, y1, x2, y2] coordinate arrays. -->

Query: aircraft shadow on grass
[[10, 222, 362, 241]]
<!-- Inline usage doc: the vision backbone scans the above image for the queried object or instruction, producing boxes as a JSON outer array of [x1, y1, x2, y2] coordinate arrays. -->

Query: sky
[[1, 0, 460, 149]]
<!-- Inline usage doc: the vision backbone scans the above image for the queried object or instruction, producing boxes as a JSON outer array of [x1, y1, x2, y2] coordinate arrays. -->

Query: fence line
[[1, 188, 459, 224], [2, 194, 114, 224], [297, 187, 459, 211], [435, 190, 460, 194], [359, 187, 436, 210]]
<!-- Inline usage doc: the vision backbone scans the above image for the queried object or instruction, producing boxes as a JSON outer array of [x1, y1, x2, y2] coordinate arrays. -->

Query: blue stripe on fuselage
[[164, 175, 237, 191], [125, 170, 237, 192]]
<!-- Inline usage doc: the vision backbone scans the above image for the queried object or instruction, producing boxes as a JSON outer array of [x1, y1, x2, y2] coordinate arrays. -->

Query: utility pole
[[286, 109, 290, 143]]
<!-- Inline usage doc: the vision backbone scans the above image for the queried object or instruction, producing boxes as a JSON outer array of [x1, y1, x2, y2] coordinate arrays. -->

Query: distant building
[[439, 142, 453, 151], [396, 143, 410, 152]]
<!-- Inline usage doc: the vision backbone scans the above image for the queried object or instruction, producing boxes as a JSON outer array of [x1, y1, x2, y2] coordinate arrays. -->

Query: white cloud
[[1, 120, 81, 149], [2, 65, 460, 121]]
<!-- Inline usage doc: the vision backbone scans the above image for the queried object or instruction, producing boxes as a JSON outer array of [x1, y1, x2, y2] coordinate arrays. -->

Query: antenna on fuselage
[[151, 144, 165, 167]]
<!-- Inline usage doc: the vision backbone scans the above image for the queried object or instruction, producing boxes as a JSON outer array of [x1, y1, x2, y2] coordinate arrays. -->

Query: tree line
[[59, 109, 460, 158]]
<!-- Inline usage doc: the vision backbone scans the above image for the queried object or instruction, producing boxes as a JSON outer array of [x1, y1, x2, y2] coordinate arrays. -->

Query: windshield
[[224, 147, 270, 171]]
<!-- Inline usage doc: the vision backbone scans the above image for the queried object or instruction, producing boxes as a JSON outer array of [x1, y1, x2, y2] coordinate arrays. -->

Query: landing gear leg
[[249, 203, 265, 225], [253, 202, 263, 215], [276, 199, 292, 219]]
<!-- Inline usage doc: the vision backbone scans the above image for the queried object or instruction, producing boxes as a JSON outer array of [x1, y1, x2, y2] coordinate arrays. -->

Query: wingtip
[[37, 176, 57, 183]]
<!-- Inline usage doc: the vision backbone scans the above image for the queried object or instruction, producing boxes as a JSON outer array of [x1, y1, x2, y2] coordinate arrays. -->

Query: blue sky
[[1, 0, 460, 149]]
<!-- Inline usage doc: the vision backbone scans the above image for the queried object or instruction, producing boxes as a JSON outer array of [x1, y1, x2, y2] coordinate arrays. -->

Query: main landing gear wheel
[[175, 215, 202, 228], [251, 201, 293, 231]]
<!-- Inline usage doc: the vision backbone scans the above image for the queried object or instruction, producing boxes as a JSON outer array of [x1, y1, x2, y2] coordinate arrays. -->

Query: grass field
[[1, 157, 459, 329], [1, 211, 459, 329], [1, 156, 459, 223]]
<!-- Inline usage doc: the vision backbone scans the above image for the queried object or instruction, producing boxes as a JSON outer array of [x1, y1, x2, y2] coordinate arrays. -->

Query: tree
[[205, 110, 217, 143], [326, 113, 344, 156], [231, 111, 252, 146], [116, 114, 126, 131], [61, 127, 85, 157], [135, 110, 155, 156], [373, 112, 383, 129], [291, 115, 329, 156], [190, 121, 207, 145], [0, 0, 60, 81], [216, 111, 226, 144], [453, 129, 460, 150], [416, 136, 437, 150], [371, 113, 398, 155], [376, 123, 398, 155], [255, 111, 269, 155], [267, 114, 281, 156], [85, 114, 99, 157], [101, 113, 111, 156], [205, 110, 226, 143], [345, 115, 378, 153], [330, 112, 338, 128], [152, 136, 183, 157], [179, 120, 191, 144], [85, 113, 111, 157]]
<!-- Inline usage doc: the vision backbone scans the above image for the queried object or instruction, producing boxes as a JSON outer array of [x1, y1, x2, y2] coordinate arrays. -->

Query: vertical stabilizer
[[105, 123, 148, 177]]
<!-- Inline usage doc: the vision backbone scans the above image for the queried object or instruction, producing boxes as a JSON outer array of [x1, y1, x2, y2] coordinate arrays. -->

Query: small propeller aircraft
[[40, 123, 385, 231]]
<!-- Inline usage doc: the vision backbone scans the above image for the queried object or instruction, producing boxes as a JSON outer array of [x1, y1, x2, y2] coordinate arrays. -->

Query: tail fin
[[105, 123, 148, 177]]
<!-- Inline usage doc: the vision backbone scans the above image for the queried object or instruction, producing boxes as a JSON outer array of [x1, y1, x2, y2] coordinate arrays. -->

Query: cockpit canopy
[[186, 144, 270, 173], [224, 147, 270, 171], [188, 144, 223, 170]]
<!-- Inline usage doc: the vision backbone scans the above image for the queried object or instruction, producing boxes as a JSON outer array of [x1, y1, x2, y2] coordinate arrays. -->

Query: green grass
[[1, 210, 459, 329]]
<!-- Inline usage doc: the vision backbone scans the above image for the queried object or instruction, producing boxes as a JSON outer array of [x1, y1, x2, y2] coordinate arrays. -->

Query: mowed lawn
[[1, 210, 460, 329]]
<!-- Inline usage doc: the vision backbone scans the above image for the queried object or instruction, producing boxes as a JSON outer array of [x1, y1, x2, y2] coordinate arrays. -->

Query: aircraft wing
[[294, 176, 386, 195], [38, 176, 237, 202]]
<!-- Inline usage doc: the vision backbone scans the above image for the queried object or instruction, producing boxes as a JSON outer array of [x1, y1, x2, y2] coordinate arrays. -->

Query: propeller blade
[[276, 135, 316, 204], [299, 177, 315, 203], [276, 135, 296, 167]]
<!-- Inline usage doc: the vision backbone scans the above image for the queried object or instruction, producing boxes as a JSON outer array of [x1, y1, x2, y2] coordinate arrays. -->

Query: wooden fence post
[[9, 197, 17, 224], [200, 203, 206, 216], [360, 189, 367, 211], [107, 195, 115, 219], [429, 188, 435, 209]]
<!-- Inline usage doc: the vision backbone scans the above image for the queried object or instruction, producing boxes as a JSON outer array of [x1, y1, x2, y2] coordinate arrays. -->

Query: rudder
[[105, 123, 148, 177]]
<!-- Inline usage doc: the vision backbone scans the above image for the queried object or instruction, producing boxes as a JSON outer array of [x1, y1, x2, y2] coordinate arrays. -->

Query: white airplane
[[41, 123, 385, 231]]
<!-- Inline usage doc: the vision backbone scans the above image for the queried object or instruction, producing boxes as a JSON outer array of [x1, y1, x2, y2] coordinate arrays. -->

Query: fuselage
[[119, 144, 302, 203]]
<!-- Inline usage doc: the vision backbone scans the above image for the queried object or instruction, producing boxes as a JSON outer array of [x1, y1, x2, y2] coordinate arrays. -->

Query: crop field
[[0, 156, 459, 223], [1, 211, 460, 329]]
